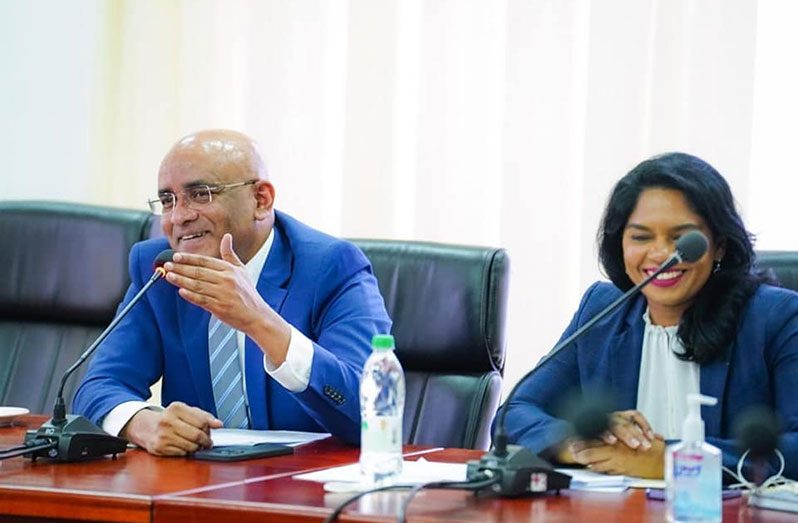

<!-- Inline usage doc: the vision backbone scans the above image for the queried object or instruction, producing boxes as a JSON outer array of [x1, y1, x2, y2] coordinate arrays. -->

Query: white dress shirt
[[102, 229, 315, 436], [635, 309, 700, 440]]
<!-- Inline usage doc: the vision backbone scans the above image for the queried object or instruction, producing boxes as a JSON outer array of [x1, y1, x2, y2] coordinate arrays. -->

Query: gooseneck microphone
[[466, 230, 709, 496], [733, 406, 782, 485], [3, 249, 175, 462]]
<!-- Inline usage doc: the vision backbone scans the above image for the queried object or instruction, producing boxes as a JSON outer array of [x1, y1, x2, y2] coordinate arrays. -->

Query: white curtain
[[2, 0, 796, 393]]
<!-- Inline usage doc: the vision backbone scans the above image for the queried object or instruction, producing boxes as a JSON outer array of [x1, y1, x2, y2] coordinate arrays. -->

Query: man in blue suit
[[74, 129, 391, 456]]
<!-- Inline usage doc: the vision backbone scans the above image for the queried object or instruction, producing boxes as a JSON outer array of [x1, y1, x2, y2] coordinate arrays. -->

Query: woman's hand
[[570, 437, 666, 479], [601, 410, 660, 450]]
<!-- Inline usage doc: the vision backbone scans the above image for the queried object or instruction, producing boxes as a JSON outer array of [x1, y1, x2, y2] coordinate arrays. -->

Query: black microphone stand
[[466, 233, 706, 497], [20, 266, 168, 462]]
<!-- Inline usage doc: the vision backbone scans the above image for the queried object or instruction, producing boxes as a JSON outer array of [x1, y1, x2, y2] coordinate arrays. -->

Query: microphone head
[[558, 390, 614, 441], [733, 405, 781, 458], [675, 230, 708, 263], [153, 249, 174, 270], [572, 401, 611, 441]]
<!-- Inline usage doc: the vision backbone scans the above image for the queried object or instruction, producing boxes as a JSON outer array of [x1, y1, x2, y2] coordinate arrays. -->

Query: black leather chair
[[0, 200, 509, 452], [756, 251, 798, 292], [0, 201, 156, 413], [353, 240, 509, 450]]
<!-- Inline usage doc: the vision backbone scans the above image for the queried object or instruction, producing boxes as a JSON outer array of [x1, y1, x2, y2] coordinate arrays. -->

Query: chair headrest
[[756, 250, 798, 293], [0, 201, 156, 323], [353, 239, 509, 374]]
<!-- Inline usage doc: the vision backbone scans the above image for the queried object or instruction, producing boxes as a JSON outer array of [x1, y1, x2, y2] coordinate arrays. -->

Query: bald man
[[74, 130, 391, 455]]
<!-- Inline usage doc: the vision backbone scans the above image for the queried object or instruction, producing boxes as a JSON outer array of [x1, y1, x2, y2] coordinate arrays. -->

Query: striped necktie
[[208, 315, 249, 429]]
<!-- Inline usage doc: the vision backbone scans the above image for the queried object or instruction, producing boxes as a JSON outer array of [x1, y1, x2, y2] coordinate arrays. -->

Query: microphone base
[[466, 444, 571, 497], [23, 415, 128, 462]]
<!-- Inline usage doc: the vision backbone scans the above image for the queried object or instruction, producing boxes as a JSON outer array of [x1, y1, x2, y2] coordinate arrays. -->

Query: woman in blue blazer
[[502, 152, 798, 480]]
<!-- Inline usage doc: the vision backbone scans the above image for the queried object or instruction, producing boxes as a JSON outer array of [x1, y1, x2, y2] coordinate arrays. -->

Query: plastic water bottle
[[359, 334, 405, 486]]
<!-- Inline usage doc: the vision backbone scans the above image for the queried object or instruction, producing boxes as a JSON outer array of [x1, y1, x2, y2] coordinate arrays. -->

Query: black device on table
[[191, 443, 294, 462]]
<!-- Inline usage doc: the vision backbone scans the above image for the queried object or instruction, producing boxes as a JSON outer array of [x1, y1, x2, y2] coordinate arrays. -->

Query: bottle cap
[[682, 393, 717, 442], [371, 334, 395, 350]]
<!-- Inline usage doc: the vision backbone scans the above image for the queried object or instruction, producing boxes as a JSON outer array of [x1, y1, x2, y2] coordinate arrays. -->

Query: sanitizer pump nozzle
[[682, 393, 717, 443]]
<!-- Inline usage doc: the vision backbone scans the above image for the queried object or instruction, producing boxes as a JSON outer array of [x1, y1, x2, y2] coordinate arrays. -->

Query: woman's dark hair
[[597, 152, 761, 364]]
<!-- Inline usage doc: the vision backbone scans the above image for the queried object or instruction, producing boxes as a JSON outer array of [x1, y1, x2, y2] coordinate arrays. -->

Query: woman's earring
[[713, 259, 721, 274]]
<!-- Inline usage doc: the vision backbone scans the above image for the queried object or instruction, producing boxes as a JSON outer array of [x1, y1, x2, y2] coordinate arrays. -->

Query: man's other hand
[[121, 401, 222, 456], [164, 233, 291, 366]]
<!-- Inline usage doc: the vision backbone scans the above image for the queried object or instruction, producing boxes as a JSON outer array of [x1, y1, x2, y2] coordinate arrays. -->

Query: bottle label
[[361, 414, 402, 454], [673, 451, 703, 478], [671, 450, 721, 520]]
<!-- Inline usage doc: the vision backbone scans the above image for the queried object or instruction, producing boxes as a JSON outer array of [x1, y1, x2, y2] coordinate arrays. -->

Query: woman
[[503, 152, 798, 480]]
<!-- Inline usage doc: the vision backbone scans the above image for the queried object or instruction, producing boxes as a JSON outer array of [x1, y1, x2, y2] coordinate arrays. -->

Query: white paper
[[210, 428, 330, 447], [556, 468, 666, 491], [296, 459, 665, 494], [294, 457, 467, 488], [558, 468, 628, 487], [627, 478, 667, 489]]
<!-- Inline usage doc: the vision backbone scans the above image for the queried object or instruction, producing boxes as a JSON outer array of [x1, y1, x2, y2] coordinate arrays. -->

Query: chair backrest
[[0, 201, 156, 413], [352, 239, 509, 450], [756, 251, 798, 293]]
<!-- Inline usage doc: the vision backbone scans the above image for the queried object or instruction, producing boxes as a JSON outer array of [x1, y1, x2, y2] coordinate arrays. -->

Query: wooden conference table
[[1, 415, 794, 522]]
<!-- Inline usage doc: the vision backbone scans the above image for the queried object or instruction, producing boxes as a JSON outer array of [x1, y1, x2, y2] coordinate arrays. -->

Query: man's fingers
[[151, 444, 190, 457], [129, 403, 221, 456], [147, 426, 201, 456], [161, 403, 219, 450], [176, 287, 211, 307], [171, 251, 228, 270], [167, 416, 212, 444], [166, 271, 210, 294], [219, 234, 244, 267], [180, 404, 223, 430], [165, 262, 223, 283], [170, 424, 213, 451]]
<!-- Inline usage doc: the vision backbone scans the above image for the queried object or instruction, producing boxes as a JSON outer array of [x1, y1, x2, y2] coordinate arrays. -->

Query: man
[[74, 129, 391, 456]]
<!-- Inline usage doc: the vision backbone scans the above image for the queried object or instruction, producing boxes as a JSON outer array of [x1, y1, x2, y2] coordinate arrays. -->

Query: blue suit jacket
[[502, 281, 798, 479], [73, 211, 391, 443]]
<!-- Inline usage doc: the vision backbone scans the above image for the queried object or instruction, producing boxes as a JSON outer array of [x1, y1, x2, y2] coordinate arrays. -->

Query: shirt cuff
[[102, 401, 164, 437], [263, 325, 313, 392]]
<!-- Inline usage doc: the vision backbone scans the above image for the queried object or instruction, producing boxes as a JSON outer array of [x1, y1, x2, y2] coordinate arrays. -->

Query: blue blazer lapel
[[700, 348, 731, 437], [176, 294, 215, 413], [245, 224, 291, 429], [610, 297, 646, 410]]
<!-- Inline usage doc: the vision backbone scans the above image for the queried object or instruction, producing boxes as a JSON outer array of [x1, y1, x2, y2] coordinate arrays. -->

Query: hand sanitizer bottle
[[665, 393, 722, 523]]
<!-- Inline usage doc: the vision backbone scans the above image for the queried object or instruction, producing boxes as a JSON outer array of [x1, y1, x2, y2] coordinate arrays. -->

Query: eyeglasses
[[147, 180, 258, 215]]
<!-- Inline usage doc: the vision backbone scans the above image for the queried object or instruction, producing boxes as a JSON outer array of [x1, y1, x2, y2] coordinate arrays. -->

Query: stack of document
[[556, 468, 666, 492], [294, 458, 468, 492], [293, 459, 665, 493], [749, 483, 798, 513], [210, 428, 330, 447]]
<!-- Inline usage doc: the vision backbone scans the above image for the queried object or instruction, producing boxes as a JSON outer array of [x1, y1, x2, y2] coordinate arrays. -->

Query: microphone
[[18, 249, 174, 462], [564, 393, 615, 441], [733, 406, 781, 485], [466, 231, 709, 496]]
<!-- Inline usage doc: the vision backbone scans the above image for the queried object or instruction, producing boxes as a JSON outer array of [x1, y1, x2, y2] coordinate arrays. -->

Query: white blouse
[[635, 309, 700, 439]]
